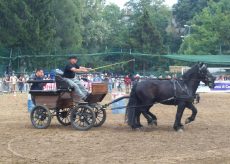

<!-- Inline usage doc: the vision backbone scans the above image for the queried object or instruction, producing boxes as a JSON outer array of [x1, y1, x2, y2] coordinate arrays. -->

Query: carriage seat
[[29, 90, 61, 96], [55, 75, 74, 91]]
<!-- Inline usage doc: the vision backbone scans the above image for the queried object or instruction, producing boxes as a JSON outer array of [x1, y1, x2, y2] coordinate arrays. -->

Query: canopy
[[164, 55, 230, 65]]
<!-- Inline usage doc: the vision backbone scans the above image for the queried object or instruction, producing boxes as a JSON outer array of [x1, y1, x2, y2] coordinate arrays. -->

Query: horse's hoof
[[174, 125, 184, 131], [131, 125, 143, 130], [131, 127, 137, 131], [137, 127, 144, 131], [136, 125, 143, 128], [131, 127, 144, 131], [185, 118, 191, 124], [177, 128, 184, 133], [148, 120, 157, 126]]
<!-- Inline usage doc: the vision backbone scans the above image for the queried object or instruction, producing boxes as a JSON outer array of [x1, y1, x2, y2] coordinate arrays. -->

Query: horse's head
[[198, 63, 216, 88]]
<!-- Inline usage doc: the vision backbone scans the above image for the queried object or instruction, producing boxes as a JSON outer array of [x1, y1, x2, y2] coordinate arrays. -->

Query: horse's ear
[[198, 62, 204, 67], [199, 63, 207, 71]]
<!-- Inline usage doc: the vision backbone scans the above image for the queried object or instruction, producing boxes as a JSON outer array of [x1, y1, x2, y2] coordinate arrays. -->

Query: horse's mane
[[182, 64, 199, 80]]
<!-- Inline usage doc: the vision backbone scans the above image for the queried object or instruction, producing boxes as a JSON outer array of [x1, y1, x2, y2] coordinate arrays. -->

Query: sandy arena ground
[[0, 92, 230, 164]]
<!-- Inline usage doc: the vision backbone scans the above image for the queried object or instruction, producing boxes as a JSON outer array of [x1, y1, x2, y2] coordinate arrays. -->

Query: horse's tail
[[126, 83, 138, 126]]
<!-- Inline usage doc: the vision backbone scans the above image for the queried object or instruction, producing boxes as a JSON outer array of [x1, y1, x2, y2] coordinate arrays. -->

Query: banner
[[213, 81, 230, 91], [197, 81, 230, 93]]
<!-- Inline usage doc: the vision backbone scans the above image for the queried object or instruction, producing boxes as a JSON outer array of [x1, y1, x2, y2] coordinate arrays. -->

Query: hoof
[[185, 118, 194, 124], [131, 125, 143, 130], [173, 125, 184, 131], [177, 128, 184, 133], [185, 118, 191, 124], [148, 120, 157, 126], [131, 127, 144, 131], [137, 126, 144, 131]]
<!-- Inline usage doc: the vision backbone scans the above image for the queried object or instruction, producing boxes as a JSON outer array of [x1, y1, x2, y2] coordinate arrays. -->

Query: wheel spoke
[[96, 118, 101, 122], [56, 108, 71, 126]]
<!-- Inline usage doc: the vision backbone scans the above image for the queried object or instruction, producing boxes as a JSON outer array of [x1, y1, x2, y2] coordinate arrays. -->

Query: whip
[[91, 59, 135, 71]]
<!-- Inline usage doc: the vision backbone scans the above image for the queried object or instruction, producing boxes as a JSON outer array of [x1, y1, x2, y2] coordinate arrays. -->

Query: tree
[[131, 10, 163, 54], [102, 4, 125, 48], [173, 0, 220, 27], [52, 0, 82, 52], [0, 0, 57, 52], [180, 0, 230, 55], [124, 0, 168, 53], [81, 0, 110, 53]]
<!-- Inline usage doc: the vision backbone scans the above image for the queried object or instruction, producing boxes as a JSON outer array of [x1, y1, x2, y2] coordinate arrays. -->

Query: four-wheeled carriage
[[28, 75, 108, 131]]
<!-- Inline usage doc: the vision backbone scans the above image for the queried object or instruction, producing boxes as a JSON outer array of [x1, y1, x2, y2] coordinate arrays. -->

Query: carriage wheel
[[30, 105, 51, 129], [70, 105, 96, 131], [92, 104, 106, 127], [56, 108, 71, 126]]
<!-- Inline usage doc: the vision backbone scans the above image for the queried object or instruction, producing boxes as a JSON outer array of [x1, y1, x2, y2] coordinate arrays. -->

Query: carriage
[[28, 75, 108, 131], [27, 63, 213, 132]]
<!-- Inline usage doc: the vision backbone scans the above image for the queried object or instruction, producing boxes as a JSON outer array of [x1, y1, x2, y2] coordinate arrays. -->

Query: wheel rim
[[72, 107, 94, 128], [31, 107, 50, 128], [94, 107, 105, 125], [57, 108, 71, 125]]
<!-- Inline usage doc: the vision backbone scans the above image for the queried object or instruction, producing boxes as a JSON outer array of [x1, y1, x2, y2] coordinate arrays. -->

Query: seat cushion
[[55, 75, 73, 90]]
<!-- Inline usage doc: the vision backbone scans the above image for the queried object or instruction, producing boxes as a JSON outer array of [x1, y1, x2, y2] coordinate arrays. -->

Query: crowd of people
[[0, 74, 30, 95], [0, 72, 137, 95], [77, 73, 134, 94], [216, 75, 230, 81], [0, 71, 181, 95], [0, 69, 57, 95]]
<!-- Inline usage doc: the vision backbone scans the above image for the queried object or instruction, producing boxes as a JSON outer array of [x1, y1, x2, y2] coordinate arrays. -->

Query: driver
[[63, 56, 92, 101]]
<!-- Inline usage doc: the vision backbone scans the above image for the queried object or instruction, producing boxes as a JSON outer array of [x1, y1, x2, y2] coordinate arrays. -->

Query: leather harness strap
[[171, 80, 193, 101]]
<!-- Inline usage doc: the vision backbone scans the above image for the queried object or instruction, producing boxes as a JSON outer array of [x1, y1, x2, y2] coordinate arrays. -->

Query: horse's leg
[[173, 102, 186, 131], [146, 110, 157, 126], [185, 103, 198, 124], [135, 110, 143, 128], [142, 109, 157, 126], [129, 106, 143, 129]]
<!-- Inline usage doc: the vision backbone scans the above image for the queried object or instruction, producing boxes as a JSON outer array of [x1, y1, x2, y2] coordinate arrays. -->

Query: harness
[[171, 79, 194, 102]]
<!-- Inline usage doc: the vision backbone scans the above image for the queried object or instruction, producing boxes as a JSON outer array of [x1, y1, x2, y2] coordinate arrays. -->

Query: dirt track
[[0, 93, 230, 164]]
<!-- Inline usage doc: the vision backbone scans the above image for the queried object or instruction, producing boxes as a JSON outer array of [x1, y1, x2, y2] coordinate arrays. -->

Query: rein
[[103, 96, 175, 110]]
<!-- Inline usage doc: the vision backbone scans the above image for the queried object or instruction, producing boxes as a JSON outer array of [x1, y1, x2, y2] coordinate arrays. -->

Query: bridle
[[198, 66, 215, 87], [179, 65, 214, 87]]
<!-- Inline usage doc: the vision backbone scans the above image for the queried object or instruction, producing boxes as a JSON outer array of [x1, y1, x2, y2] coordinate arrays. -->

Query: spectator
[[117, 78, 123, 92], [158, 75, 163, 79], [108, 76, 113, 93], [24, 74, 30, 92], [166, 75, 172, 79], [0, 77, 2, 94], [134, 74, 140, 82], [18, 75, 25, 93], [3, 76, 10, 92], [124, 75, 131, 93], [10, 73, 18, 95], [93, 74, 102, 82]]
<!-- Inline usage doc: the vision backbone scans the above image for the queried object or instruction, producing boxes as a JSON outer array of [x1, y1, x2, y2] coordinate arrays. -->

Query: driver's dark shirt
[[63, 63, 80, 78]]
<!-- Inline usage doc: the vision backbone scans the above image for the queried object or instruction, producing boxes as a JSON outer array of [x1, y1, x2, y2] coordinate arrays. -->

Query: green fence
[[1, 48, 230, 77]]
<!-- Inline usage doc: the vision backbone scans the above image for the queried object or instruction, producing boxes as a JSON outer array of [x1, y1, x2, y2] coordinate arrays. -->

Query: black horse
[[126, 63, 215, 131]]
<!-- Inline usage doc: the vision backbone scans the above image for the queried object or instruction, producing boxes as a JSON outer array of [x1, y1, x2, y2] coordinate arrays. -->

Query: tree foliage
[[180, 0, 230, 54], [0, 0, 230, 73]]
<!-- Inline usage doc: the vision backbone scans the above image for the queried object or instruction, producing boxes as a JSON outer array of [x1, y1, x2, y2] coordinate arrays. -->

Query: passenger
[[30, 68, 45, 90], [63, 56, 93, 101]]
